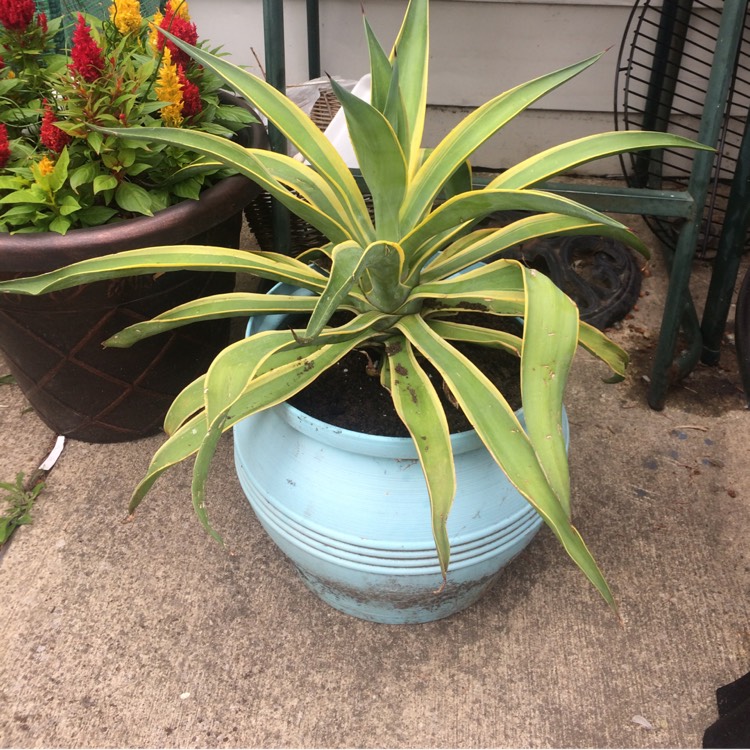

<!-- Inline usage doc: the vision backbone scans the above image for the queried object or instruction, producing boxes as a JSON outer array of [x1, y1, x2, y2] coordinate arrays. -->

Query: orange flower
[[155, 47, 183, 127], [166, 0, 190, 21], [109, 0, 142, 35], [148, 11, 163, 50], [38, 155, 55, 175]]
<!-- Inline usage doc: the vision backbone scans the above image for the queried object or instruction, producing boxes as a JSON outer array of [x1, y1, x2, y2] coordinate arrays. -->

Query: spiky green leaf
[[328, 76, 407, 240], [364, 14, 393, 115], [360, 242, 411, 312], [0, 246, 328, 296], [491, 131, 714, 190], [520, 266, 579, 517], [402, 189, 633, 273], [205, 329, 300, 426], [128, 413, 209, 515], [386, 333, 455, 578], [388, 0, 429, 174], [402, 53, 604, 226], [157, 28, 372, 240], [104, 293, 321, 348], [397, 314, 615, 609], [578, 321, 629, 380], [300, 241, 368, 341], [422, 213, 648, 283], [93, 127, 357, 245], [164, 375, 206, 436], [426, 319, 523, 356]]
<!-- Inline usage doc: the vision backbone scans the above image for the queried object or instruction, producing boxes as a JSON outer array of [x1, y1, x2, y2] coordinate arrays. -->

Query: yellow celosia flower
[[38, 156, 55, 176], [167, 0, 190, 21], [156, 47, 184, 127], [148, 11, 163, 51], [109, 0, 142, 34]]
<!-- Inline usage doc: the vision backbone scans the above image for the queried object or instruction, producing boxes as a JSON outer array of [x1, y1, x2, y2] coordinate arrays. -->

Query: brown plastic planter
[[0, 118, 267, 443]]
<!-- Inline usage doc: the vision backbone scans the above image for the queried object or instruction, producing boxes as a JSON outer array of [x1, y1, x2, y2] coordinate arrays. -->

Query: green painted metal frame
[[642, 0, 749, 408], [261, 0, 750, 409], [702, 111, 750, 367], [261, 1, 321, 254]]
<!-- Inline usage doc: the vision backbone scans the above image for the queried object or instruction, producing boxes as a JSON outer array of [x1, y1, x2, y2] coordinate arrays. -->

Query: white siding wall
[[191, 0, 641, 173]]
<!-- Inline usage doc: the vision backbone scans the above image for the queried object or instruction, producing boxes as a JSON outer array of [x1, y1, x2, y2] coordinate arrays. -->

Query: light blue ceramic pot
[[233, 285, 566, 624]]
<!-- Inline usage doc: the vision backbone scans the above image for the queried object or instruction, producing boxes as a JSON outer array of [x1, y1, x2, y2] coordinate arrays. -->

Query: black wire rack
[[615, 0, 750, 259]]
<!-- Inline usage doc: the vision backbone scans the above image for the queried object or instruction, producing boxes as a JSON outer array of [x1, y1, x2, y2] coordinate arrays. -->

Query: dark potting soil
[[288, 314, 523, 438]]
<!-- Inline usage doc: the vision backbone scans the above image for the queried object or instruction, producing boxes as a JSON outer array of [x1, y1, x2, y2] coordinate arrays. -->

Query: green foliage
[[0, 0, 709, 608], [0, 1, 255, 234], [0, 473, 45, 548]]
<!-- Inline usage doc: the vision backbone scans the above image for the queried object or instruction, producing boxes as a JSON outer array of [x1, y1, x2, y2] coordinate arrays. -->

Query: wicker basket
[[309, 88, 342, 131], [246, 85, 369, 255]]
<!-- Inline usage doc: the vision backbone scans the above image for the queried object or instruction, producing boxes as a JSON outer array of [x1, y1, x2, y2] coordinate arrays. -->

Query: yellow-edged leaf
[[397, 314, 615, 609], [520, 267, 578, 517], [492, 131, 714, 190], [386, 332, 456, 578]]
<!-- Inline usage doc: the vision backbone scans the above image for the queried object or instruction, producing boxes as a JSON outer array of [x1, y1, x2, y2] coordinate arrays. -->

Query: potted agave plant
[[0, 0, 266, 442], [0, 0, 706, 621]]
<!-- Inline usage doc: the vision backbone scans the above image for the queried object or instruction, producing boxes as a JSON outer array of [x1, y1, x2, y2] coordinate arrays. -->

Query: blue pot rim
[[278, 399, 483, 458]]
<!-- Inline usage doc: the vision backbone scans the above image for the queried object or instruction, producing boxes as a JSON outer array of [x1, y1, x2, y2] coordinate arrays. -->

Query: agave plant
[[0, 0, 707, 608]]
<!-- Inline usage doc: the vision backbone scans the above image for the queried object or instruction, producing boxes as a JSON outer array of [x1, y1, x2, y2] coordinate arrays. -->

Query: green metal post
[[307, 0, 321, 79], [700, 110, 750, 364], [263, 0, 291, 254], [647, 0, 749, 409], [632, 0, 694, 190]]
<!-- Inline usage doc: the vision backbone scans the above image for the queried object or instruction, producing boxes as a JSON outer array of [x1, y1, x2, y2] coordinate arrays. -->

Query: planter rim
[[278, 400, 569, 457], [280, 399, 487, 458], [0, 119, 267, 274]]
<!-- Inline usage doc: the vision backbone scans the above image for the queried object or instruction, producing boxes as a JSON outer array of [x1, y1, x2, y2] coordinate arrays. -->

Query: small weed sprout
[[0, 473, 45, 547]]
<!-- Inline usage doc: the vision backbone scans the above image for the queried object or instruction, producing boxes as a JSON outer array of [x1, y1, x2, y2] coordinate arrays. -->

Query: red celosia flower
[[0, 0, 35, 31], [69, 13, 104, 83], [156, 11, 197, 69], [37, 10, 46, 32], [0, 55, 4, 70], [177, 66, 201, 119], [0, 123, 10, 168], [40, 103, 71, 153]]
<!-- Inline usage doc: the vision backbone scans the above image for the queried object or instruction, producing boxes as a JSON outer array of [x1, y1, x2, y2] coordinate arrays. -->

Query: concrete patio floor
[[0, 212, 748, 748]]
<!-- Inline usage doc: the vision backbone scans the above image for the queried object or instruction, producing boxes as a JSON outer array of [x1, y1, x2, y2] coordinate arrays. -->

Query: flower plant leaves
[[0, 1, 256, 234]]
